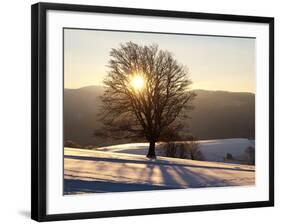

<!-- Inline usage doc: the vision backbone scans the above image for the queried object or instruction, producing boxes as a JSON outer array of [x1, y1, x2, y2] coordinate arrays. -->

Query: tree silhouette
[[98, 42, 195, 158]]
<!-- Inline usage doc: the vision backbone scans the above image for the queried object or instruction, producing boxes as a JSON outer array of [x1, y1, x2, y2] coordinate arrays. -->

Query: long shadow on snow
[[64, 179, 177, 194], [64, 160, 254, 194], [64, 155, 254, 172]]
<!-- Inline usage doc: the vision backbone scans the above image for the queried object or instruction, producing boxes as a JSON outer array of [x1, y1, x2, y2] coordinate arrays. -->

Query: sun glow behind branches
[[130, 74, 145, 91]]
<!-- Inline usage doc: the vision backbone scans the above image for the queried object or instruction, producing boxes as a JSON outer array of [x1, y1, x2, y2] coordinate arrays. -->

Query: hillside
[[64, 86, 255, 147], [64, 146, 255, 194], [95, 138, 254, 163]]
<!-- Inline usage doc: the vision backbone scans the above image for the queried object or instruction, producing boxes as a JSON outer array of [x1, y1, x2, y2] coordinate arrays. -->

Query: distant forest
[[64, 86, 255, 147]]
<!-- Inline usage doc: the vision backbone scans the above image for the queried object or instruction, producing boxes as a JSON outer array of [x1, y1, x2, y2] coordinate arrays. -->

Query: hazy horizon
[[64, 84, 255, 94], [64, 29, 255, 93]]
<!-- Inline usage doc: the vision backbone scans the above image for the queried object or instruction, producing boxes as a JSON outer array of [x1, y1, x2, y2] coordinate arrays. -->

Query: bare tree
[[98, 42, 195, 159], [162, 138, 204, 161], [244, 146, 255, 165], [184, 136, 203, 160]]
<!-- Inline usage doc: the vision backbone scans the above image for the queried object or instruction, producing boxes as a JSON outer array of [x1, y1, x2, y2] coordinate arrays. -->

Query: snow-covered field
[[96, 138, 255, 162], [198, 138, 254, 162], [64, 139, 255, 194]]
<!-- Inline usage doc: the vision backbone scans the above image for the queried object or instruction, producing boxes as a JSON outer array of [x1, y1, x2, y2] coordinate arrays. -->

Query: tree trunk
[[147, 141, 156, 159]]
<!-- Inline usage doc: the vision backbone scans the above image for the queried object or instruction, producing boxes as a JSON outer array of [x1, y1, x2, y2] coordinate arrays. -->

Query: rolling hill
[[64, 86, 255, 147]]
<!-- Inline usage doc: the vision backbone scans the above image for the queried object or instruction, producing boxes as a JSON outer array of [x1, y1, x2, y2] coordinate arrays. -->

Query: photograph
[[63, 28, 256, 195]]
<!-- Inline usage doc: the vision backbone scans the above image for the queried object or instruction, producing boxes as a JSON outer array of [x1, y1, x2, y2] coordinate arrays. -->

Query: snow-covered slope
[[95, 138, 254, 163], [198, 138, 254, 162], [64, 147, 255, 194], [96, 142, 150, 155]]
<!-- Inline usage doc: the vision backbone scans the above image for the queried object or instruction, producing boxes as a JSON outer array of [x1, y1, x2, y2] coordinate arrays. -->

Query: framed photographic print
[[31, 2, 274, 222]]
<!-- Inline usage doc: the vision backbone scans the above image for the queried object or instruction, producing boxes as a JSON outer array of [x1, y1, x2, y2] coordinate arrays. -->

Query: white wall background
[[0, 0, 279, 223]]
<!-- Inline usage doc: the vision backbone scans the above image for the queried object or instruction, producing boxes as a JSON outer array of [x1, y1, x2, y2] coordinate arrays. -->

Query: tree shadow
[[64, 153, 254, 194], [65, 154, 254, 172], [64, 179, 176, 194]]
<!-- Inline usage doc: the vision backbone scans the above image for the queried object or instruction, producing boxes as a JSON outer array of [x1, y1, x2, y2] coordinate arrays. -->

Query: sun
[[130, 74, 145, 91]]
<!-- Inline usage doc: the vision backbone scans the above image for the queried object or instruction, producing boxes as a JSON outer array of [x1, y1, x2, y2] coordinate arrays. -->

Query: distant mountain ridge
[[64, 86, 255, 147]]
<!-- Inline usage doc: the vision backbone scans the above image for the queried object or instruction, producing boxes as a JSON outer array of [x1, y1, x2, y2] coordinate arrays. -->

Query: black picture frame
[[31, 2, 274, 222]]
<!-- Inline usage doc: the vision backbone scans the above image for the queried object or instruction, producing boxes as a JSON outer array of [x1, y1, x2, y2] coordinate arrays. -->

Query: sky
[[64, 28, 255, 93]]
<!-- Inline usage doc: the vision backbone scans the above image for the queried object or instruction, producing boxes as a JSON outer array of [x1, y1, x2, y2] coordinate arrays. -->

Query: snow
[[95, 138, 255, 162], [96, 142, 150, 155], [198, 138, 254, 162], [64, 144, 255, 194]]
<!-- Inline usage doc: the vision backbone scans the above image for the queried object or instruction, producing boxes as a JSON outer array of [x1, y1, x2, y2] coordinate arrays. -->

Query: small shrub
[[163, 140, 204, 161], [178, 143, 188, 159], [64, 140, 82, 148], [165, 142, 178, 158], [185, 138, 203, 160], [225, 153, 233, 160]]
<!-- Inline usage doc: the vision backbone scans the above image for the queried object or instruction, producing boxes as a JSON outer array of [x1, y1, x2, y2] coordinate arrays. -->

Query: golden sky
[[64, 29, 255, 93]]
